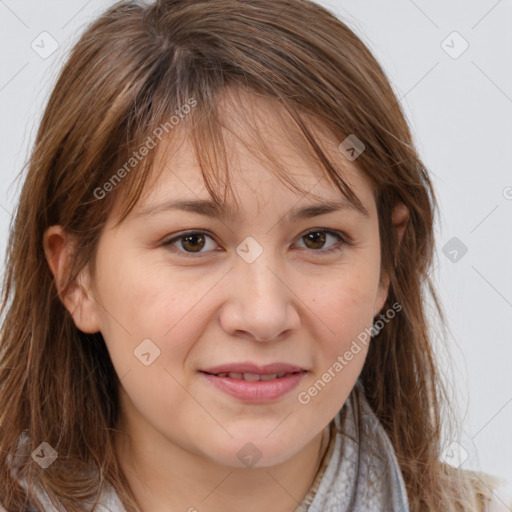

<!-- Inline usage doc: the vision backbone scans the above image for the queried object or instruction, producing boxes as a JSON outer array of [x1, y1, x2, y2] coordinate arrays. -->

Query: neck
[[114, 409, 332, 512]]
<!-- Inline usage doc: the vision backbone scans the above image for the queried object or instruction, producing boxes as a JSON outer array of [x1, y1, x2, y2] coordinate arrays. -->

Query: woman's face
[[74, 95, 389, 468]]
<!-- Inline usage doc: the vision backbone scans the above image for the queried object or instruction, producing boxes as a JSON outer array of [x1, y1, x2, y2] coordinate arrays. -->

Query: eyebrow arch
[[135, 197, 369, 222]]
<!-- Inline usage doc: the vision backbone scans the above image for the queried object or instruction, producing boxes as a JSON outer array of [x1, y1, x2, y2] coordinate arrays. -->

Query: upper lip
[[201, 362, 306, 375]]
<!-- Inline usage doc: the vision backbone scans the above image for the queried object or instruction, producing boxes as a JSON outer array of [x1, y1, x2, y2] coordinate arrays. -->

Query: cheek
[[122, 267, 216, 340], [295, 273, 377, 419], [93, 261, 206, 424], [309, 263, 380, 344], [96, 256, 218, 377], [309, 289, 373, 399], [96, 243, 194, 332]]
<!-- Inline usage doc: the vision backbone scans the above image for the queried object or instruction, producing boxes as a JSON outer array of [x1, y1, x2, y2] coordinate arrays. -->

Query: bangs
[[111, 84, 370, 229]]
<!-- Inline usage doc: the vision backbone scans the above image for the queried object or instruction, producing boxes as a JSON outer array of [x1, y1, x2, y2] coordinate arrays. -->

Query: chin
[[203, 434, 302, 469]]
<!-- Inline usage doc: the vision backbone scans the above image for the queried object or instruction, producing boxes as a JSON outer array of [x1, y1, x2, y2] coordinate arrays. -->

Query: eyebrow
[[135, 197, 369, 222]]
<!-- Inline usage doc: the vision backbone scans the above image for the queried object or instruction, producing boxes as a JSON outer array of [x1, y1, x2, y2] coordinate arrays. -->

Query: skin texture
[[44, 92, 408, 512]]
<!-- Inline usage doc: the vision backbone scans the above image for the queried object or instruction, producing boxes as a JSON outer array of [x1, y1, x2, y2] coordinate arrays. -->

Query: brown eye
[[180, 233, 206, 253], [302, 231, 327, 250], [296, 229, 346, 253], [164, 231, 218, 256]]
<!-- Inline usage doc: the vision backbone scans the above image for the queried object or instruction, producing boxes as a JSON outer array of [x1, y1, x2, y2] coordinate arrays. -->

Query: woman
[[0, 0, 504, 510]]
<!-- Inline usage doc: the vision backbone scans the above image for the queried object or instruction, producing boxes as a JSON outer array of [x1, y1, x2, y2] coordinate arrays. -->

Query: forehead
[[122, 89, 376, 222]]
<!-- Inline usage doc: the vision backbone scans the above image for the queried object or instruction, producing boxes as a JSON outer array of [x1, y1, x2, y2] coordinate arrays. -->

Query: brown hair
[[0, 0, 496, 510]]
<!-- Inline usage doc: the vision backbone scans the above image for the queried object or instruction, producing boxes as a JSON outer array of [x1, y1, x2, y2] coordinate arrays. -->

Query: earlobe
[[374, 271, 390, 318], [43, 226, 101, 334]]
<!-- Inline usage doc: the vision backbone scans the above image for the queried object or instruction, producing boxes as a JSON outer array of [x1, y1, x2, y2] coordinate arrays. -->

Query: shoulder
[[463, 469, 512, 512]]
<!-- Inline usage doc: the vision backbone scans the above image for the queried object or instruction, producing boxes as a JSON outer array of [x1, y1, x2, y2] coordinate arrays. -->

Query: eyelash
[[162, 228, 351, 258]]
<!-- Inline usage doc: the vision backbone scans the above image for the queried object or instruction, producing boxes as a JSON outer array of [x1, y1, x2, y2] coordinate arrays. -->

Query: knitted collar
[[295, 378, 410, 512]]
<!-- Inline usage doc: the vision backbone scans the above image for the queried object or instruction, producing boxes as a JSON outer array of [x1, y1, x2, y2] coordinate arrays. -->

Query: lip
[[201, 362, 305, 375], [199, 371, 306, 403]]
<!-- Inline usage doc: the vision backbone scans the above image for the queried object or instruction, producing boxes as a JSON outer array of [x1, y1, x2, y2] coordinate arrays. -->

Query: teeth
[[215, 372, 291, 381], [241, 372, 261, 381], [260, 373, 278, 381]]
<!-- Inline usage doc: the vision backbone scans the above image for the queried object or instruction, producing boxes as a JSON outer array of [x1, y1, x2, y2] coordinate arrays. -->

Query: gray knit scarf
[[295, 378, 410, 511]]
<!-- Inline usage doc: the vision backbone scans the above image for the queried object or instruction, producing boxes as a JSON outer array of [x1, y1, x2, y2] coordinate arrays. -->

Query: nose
[[218, 251, 301, 342]]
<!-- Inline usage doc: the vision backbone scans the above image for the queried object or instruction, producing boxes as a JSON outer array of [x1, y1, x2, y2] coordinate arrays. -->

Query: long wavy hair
[[0, 0, 497, 510]]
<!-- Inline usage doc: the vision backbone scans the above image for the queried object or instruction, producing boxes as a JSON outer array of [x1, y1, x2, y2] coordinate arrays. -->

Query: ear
[[392, 202, 409, 247], [43, 225, 101, 334], [373, 202, 409, 317]]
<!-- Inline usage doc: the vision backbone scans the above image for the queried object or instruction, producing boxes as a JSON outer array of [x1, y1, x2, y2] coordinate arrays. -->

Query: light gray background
[[1, 0, 511, 506]]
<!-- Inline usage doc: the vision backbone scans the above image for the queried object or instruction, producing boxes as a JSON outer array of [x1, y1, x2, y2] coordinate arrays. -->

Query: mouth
[[200, 361, 306, 376], [198, 365, 307, 403], [200, 370, 304, 381]]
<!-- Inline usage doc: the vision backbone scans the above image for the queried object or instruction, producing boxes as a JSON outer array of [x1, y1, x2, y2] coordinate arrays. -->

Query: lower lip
[[199, 371, 306, 403]]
